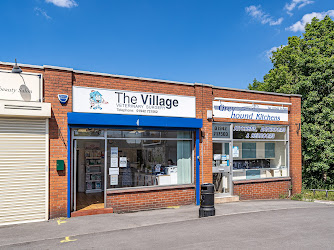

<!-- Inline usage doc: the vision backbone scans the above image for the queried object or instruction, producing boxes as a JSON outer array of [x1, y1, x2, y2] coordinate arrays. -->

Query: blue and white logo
[[89, 90, 108, 110], [58, 94, 69, 104]]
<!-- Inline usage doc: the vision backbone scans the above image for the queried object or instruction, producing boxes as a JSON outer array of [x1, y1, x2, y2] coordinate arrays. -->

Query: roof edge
[[0, 61, 44, 69], [213, 86, 302, 97], [73, 70, 194, 86], [43, 65, 73, 71], [0, 61, 302, 97]]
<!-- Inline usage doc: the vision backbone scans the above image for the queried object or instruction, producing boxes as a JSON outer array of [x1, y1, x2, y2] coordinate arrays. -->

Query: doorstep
[[214, 194, 240, 204], [71, 208, 114, 217]]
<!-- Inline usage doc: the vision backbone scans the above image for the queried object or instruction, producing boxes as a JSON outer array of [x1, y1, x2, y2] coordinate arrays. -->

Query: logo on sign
[[90, 90, 108, 110]]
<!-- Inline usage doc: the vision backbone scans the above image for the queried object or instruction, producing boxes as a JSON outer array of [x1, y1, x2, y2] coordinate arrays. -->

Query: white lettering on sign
[[73, 86, 196, 118], [246, 133, 275, 139], [212, 124, 230, 138], [213, 101, 288, 122], [233, 125, 257, 132], [0, 70, 42, 102]]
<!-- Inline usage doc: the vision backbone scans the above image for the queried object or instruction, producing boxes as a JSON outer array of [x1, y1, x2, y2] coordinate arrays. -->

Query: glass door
[[212, 142, 232, 195], [71, 138, 105, 212]]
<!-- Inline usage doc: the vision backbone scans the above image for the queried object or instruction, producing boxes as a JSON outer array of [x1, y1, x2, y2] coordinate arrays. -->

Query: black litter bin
[[199, 183, 215, 218]]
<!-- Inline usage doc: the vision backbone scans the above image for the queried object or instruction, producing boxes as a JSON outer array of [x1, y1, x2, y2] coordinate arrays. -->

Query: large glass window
[[232, 124, 288, 181], [106, 130, 193, 189]]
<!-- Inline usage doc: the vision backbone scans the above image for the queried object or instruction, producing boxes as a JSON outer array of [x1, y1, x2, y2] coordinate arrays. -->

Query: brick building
[[0, 61, 301, 225]]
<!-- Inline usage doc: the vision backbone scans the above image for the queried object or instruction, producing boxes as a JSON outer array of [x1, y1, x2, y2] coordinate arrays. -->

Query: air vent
[[4, 104, 42, 111]]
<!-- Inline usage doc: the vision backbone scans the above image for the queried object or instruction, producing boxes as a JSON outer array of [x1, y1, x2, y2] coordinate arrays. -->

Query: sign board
[[213, 101, 288, 122], [0, 70, 42, 102], [233, 125, 287, 140], [212, 124, 230, 138], [73, 86, 196, 118]]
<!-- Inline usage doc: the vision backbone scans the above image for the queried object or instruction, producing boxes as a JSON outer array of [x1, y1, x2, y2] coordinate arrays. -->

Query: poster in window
[[110, 147, 118, 158], [109, 168, 119, 175], [119, 157, 127, 168], [110, 175, 118, 185], [233, 146, 239, 157], [111, 157, 118, 168], [214, 154, 221, 160]]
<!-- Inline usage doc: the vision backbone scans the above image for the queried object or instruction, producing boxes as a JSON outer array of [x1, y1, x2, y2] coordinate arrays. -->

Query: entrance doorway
[[72, 139, 105, 212], [212, 142, 232, 195]]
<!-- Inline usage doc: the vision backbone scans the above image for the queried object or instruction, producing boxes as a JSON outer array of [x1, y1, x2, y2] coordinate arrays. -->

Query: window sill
[[106, 184, 195, 194], [233, 177, 291, 185]]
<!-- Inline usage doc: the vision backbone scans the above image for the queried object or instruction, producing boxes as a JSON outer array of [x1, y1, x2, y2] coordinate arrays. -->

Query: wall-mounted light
[[207, 110, 213, 120], [12, 59, 22, 73]]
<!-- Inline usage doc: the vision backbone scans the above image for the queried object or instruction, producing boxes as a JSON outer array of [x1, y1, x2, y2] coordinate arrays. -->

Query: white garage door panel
[[0, 118, 48, 226]]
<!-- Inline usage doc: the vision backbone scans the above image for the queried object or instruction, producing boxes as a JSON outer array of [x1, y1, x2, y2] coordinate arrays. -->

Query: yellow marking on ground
[[60, 236, 77, 243], [167, 206, 180, 209], [57, 217, 67, 225]]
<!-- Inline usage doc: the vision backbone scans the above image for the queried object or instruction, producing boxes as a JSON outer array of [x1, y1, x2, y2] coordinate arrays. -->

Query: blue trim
[[196, 129, 200, 205], [67, 125, 71, 218], [68, 112, 202, 129], [67, 112, 203, 213]]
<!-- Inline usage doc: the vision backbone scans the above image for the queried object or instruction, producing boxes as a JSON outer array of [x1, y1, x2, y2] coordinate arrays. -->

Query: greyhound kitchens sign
[[73, 86, 196, 118], [213, 101, 288, 122], [0, 70, 42, 102]]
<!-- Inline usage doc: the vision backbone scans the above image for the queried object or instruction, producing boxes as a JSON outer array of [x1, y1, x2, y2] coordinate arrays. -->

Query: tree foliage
[[248, 16, 334, 189]]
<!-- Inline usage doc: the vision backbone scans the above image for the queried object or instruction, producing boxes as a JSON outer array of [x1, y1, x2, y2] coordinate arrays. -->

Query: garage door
[[0, 118, 48, 226]]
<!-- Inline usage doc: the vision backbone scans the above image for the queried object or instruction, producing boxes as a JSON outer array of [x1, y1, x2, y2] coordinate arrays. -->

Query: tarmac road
[[0, 200, 333, 249]]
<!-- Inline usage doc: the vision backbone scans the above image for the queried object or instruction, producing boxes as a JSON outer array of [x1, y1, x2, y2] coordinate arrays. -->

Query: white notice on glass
[[110, 175, 118, 185], [110, 147, 118, 158], [233, 146, 239, 157], [111, 158, 118, 168], [109, 168, 119, 175], [119, 157, 127, 168], [213, 154, 221, 160]]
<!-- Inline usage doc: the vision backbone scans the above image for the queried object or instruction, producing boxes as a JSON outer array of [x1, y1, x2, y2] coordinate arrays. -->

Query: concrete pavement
[[0, 200, 333, 249]]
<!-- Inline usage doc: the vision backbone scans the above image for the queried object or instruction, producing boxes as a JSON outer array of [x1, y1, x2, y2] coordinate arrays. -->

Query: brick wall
[[195, 84, 213, 185], [44, 68, 73, 218], [106, 186, 195, 213], [0, 62, 302, 217], [233, 178, 291, 200]]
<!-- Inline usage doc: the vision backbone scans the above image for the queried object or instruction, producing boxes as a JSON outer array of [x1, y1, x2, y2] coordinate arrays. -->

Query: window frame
[[232, 123, 289, 181]]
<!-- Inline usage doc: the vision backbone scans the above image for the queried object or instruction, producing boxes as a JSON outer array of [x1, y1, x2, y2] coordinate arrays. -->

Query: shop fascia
[[73, 86, 196, 118], [212, 99, 289, 122], [0, 70, 42, 102]]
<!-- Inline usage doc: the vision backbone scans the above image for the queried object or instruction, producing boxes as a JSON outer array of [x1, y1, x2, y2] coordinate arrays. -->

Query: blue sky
[[0, 0, 333, 89]]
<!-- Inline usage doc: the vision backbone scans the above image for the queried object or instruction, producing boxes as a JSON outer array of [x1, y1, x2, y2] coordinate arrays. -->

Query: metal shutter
[[0, 118, 48, 226]]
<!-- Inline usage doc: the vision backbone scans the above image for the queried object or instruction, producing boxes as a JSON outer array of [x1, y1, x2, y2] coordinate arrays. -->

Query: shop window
[[224, 143, 229, 155], [106, 130, 193, 189], [74, 128, 104, 137], [265, 143, 275, 158], [242, 143, 256, 158], [232, 124, 288, 181], [106, 130, 192, 139]]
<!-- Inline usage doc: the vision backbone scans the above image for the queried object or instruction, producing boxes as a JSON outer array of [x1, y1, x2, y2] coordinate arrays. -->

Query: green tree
[[249, 16, 334, 189]]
